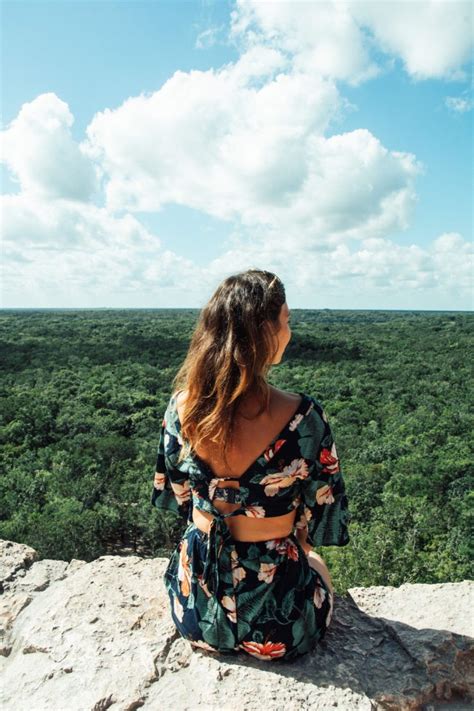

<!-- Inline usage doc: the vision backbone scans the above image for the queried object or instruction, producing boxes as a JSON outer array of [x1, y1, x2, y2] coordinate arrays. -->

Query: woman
[[151, 268, 351, 661]]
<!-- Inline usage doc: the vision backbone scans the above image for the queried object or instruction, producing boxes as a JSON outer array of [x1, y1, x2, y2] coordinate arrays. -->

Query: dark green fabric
[[151, 391, 351, 660]]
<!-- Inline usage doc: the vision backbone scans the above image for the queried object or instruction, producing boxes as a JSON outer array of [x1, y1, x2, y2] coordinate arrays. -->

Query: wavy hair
[[172, 268, 286, 469]]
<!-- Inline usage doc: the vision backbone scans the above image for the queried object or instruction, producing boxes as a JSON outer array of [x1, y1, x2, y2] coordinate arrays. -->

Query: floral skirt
[[163, 522, 333, 662]]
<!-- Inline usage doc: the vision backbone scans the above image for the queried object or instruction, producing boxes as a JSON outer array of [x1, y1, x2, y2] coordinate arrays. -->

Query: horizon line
[[0, 307, 472, 314]]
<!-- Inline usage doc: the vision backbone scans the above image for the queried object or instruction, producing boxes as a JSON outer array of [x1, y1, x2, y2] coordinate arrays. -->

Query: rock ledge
[[0, 539, 472, 711]]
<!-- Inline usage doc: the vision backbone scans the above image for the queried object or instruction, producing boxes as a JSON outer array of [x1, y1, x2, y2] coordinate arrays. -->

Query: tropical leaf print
[[281, 588, 296, 618], [156, 392, 348, 660]]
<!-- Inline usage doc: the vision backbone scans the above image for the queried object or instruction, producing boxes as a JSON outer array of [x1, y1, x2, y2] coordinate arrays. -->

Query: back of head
[[172, 268, 286, 466]]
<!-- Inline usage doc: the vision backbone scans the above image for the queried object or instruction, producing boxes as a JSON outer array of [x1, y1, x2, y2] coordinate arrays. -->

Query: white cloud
[[205, 229, 473, 306], [1, 2, 472, 309], [445, 93, 473, 113], [1, 191, 201, 300], [1, 93, 97, 200], [0, 95, 203, 307], [351, 0, 473, 82], [82, 63, 421, 242], [229, 0, 473, 83], [195, 24, 227, 50], [229, 0, 380, 86]]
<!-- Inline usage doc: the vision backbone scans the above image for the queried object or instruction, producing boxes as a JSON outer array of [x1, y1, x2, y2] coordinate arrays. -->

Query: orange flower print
[[257, 561, 278, 583], [153, 472, 166, 490], [304, 401, 315, 417], [319, 442, 340, 474], [243, 505, 266, 518], [260, 458, 309, 496], [295, 507, 309, 530], [265, 537, 299, 561], [239, 640, 287, 660], [285, 538, 300, 561], [316, 484, 335, 505], [190, 639, 219, 652], [313, 580, 327, 609], [303, 505, 313, 524], [263, 438, 286, 462], [221, 594, 237, 623], [197, 573, 212, 598], [288, 413, 304, 432], [326, 591, 334, 627], [172, 593, 184, 623], [230, 549, 247, 586], [170, 480, 191, 505], [178, 541, 192, 598]]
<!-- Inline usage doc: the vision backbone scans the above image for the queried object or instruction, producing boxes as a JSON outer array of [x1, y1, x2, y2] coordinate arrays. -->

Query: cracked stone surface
[[0, 538, 472, 711]]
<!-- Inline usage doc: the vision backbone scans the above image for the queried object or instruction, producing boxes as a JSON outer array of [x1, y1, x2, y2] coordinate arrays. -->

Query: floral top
[[151, 391, 351, 557]]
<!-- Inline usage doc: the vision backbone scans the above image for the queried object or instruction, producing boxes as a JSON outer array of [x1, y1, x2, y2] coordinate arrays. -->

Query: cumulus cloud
[[230, 0, 473, 83], [1, 190, 202, 305], [229, 0, 380, 85], [1, 93, 97, 200], [1, 1, 472, 308], [82, 62, 342, 220], [0, 95, 202, 306], [205, 229, 473, 307], [82, 61, 421, 243], [351, 0, 473, 82]]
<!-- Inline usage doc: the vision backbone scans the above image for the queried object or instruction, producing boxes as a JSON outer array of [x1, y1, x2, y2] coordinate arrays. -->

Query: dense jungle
[[0, 308, 472, 594]]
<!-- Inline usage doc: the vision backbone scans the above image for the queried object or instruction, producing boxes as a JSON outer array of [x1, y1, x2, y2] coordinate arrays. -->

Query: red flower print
[[286, 539, 300, 561], [319, 442, 340, 474], [263, 438, 287, 462], [265, 537, 299, 561], [239, 640, 287, 660]]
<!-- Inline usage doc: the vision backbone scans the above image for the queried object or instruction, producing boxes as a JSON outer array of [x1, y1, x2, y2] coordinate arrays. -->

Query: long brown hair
[[172, 268, 286, 468]]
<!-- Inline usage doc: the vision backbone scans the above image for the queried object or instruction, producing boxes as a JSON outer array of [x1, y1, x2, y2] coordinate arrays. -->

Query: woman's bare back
[[176, 385, 303, 541]]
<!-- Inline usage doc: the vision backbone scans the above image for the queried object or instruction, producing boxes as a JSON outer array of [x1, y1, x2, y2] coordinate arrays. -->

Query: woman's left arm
[[151, 414, 191, 522]]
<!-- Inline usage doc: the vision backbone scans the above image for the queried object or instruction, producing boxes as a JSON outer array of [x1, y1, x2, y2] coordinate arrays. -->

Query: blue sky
[[1, 0, 473, 310]]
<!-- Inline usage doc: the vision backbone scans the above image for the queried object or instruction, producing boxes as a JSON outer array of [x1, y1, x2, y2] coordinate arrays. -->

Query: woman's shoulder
[[269, 387, 328, 440], [268, 386, 304, 414]]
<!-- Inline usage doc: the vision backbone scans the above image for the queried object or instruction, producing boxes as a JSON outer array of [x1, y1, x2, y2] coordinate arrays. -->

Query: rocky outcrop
[[0, 539, 472, 711]]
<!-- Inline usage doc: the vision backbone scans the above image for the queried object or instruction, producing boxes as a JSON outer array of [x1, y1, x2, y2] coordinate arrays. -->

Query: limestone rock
[[0, 538, 472, 711]]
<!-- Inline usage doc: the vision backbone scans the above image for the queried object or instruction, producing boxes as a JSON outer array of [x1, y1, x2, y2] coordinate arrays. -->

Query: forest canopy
[[0, 308, 472, 594]]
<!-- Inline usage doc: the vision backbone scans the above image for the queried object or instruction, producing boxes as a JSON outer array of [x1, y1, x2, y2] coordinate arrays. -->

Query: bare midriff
[[192, 480, 297, 541], [178, 386, 304, 542]]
